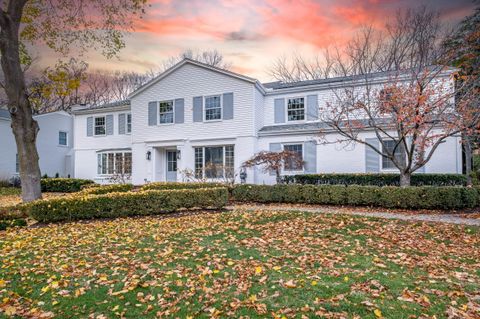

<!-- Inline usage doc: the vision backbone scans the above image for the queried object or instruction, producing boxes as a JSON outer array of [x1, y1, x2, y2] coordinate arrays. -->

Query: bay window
[[97, 151, 132, 175], [194, 145, 234, 179]]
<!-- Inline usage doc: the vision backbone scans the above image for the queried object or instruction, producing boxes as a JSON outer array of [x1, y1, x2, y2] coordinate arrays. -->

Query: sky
[[33, 0, 477, 82]]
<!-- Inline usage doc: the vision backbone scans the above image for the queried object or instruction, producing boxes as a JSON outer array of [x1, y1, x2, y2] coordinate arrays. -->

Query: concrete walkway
[[228, 205, 480, 226]]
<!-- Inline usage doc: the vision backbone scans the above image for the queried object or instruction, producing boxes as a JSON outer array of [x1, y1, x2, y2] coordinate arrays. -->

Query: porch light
[[176, 150, 181, 160], [146, 150, 151, 160]]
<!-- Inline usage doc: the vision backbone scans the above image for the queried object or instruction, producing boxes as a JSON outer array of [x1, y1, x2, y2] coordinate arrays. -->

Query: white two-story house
[[71, 58, 462, 184]]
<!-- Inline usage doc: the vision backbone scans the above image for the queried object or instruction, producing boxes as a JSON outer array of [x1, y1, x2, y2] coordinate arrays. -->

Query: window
[[126, 113, 132, 133], [194, 145, 234, 179], [94, 116, 106, 136], [283, 144, 303, 171], [15, 154, 19, 173], [382, 140, 403, 170], [205, 95, 222, 121], [159, 101, 174, 124], [58, 131, 68, 146], [287, 97, 305, 121], [167, 151, 177, 172], [97, 151, 132, 175]]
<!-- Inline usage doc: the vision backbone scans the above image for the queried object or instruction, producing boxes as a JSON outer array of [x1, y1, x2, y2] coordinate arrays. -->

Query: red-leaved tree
[[242, 151, 304, 184]]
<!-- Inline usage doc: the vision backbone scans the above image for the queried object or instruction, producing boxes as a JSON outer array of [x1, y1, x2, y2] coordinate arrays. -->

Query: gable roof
[[128, 58, 264, 99]]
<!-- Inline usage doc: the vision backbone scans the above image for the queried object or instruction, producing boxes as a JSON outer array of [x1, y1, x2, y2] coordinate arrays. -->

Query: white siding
[[73, 111, 132, 181], [0, 119, 16, 179], [131, 63, 256, 143]]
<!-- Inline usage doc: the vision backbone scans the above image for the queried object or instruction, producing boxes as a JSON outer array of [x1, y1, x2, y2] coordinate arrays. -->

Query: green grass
[[0, 210, 479, 318]]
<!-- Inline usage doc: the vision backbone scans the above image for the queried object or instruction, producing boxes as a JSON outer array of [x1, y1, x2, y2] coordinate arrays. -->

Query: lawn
[[0, 210, 479, 318]]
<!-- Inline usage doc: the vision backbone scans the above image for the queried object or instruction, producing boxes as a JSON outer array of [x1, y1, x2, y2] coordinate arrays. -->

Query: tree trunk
[[463, 133, 473, 186], [276, 170, 282, 184], [0, 2, 43, 202], [399, 171, 411, 187]]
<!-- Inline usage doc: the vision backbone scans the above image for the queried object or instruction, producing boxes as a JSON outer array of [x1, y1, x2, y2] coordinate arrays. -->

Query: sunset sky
[[34, 0, 477, 82]]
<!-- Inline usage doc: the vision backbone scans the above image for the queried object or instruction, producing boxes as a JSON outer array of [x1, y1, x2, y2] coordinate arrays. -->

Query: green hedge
[[141, 182, 227, 191], [79, 184, 134, 195], [26, 187, 229, 223], [232, 184, 478, 210], [41, 178, 95, 193], [0, 218, 27, 231], [282, 173, 467, 187]]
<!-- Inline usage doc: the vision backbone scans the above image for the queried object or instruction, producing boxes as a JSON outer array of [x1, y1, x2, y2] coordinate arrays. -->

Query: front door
[[166, 150, 177, 182]]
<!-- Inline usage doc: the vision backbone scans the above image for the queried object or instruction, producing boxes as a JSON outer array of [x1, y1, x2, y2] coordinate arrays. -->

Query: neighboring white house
[[0, 109, 74, 180], [70, 58, 462, 185]]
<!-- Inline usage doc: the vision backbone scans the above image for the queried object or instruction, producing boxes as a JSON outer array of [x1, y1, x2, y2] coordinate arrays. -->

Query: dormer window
[[287, 97, 305, 121], [205, 95, 222, 121]]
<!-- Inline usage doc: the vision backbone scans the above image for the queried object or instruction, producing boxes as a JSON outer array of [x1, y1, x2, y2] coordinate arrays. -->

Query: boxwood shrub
[[79, 184, 134, 195], [0, 218, 27, 231], [26, 187, 228, 223], [141, 182, 227, 191], [41, 178, 95, 193], [232, 184, 478, 210], [282, 173, 467, 187]]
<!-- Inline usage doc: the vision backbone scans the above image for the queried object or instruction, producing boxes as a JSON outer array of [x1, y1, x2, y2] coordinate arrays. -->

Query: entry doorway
[[166, 150, 177, 182]]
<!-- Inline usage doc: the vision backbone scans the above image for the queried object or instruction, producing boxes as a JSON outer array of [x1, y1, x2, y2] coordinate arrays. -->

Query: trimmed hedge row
[[26, 187, 228, 222], [141, 182, 226, 191], [41, 178, 95, 193], [0, 218, 27, 231], [79, 184, 134, 195], [231, 184, 478, 210], [282, 173, 467, 187]]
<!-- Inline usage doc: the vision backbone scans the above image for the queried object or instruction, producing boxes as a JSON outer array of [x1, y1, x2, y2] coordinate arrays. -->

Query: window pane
[[95, 117, 106, 135], [59, 131, 67, 146], [225, 145, 235, 178], [97, 154, 101, 175], [115, 153, 123, 173], [159, 101, 174, 124], [127, 114, 132, 133], [194, 147, 203, 179], [205, 146, 224, 178], [107, 153, 115, 174], [205, 96, 221, 120], [167, 151, 177, 171], [284, 144, 303, 170], [101, 154, 108, 174], [287, 98, 305, 121], [124, 153, 132, 174], [15, 153, 19, 173], [382, 140, 402, 169]]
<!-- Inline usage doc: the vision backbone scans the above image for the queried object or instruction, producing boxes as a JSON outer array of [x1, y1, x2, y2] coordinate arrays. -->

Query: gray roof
[[0, 108, 10, 119], [259, 122, 331, 134], [261, 66, 456, 90], [73, 99, 131, 112]]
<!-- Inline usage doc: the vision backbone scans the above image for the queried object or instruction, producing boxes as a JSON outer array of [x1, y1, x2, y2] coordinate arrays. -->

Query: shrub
[[41, 178, 95, 193], [79, 184, 134, 195], [231, 184, 478, 210], [0, 187, 21, 196], [141, 182, 227, 191], [26, 187, 229, 223], [0, 218, 27, 231], [282, 173, 467, 187]]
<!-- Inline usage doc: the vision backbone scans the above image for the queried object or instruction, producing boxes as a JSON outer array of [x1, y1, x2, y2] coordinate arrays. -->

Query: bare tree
[[0, 0, 147, 202], [318, 8, 480, 186], [162, 49, 231, 71]]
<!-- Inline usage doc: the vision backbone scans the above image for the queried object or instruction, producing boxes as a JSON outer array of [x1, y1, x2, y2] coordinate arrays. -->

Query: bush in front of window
[[281, 173, 467, 187], [141, 182, 227, 191], [231, 184, 479, 210], [41, 178, 95, 193], [25, 187, 229, 223]]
